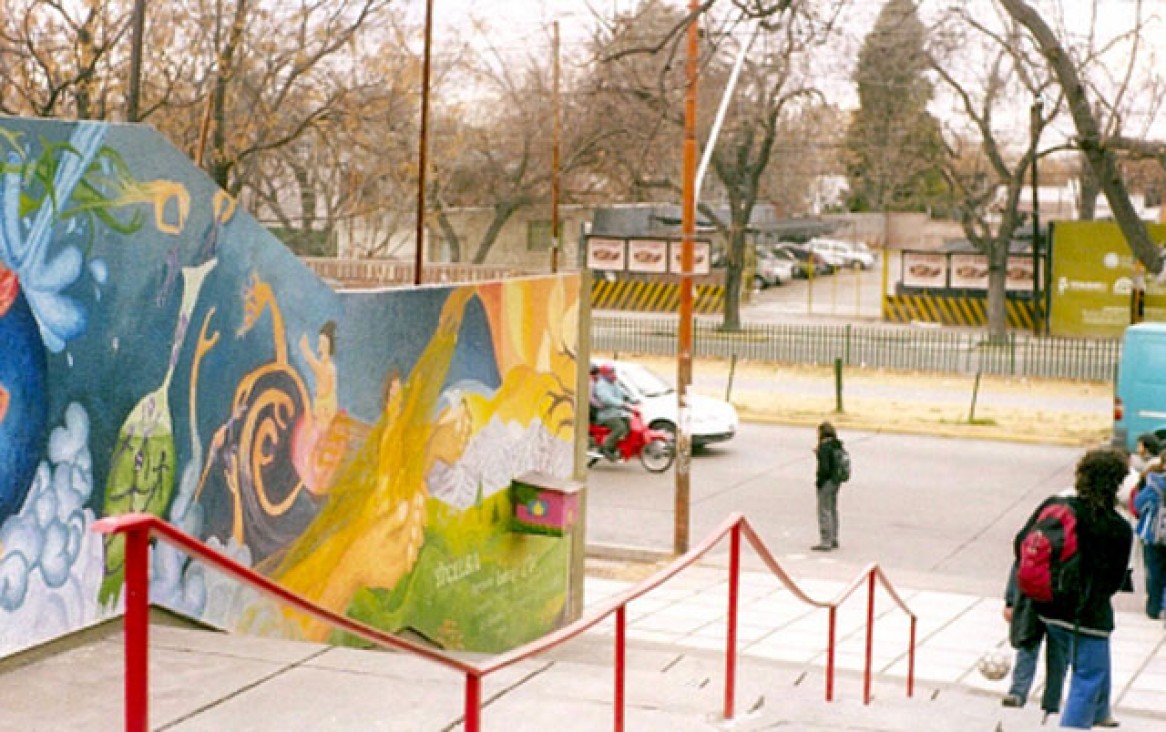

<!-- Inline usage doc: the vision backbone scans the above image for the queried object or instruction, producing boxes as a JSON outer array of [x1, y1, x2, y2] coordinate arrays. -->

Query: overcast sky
[[403, 0, 1165, 139]]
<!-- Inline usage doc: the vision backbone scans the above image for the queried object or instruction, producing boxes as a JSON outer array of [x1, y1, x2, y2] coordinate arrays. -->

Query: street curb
[[735, 410, 1097, 447], [585, 543, 675, 565]]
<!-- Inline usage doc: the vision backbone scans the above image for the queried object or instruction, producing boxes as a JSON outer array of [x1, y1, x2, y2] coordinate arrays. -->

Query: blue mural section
[[0, 117, 579, 657]]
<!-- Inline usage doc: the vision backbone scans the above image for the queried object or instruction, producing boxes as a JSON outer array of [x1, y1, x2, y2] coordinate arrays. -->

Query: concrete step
[[3, 624, 1163, 731]]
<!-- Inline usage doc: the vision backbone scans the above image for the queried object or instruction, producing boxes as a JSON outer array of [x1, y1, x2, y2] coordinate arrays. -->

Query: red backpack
[[1016, 498, 1083, 610]]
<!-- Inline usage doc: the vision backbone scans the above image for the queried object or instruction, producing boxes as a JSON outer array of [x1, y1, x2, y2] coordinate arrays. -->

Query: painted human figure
[[300, 321, 338, 428]]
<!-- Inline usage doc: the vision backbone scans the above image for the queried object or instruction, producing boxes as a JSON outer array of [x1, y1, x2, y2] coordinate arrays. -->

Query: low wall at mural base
[[0, 116, 583, 662]]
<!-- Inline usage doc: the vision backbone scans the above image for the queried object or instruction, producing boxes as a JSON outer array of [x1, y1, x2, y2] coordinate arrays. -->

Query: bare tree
[[0, 0, 132, 119], [702, 11, 836, 329], [246, 15, 425, 257], [584, 0, 841, 328], [998, 0, 1162, 272], [929, 4, 1068, 337], [426, 25, 609, 264], [189, 0, 393, 197]]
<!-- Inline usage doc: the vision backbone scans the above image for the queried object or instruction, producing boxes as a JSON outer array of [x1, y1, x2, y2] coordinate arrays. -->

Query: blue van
[[1114, 322, 1166, 451]]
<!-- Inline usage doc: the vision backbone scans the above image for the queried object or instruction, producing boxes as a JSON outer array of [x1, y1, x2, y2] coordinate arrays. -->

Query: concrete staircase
[[3, 622, 1163, 731]]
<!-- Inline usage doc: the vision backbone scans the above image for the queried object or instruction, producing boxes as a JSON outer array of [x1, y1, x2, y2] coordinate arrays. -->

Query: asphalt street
[[585, 422, 1111, 602], [587, 265, 1121, 599]]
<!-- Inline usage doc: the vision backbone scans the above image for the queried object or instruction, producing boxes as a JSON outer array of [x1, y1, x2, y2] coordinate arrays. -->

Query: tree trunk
[[433, 210, 462, 262], [721, 257, 742, 331], [1000, 0, 1162, 272], [1077, 152, 1099, 220], [985, 240, 1009, 338], [471, 201, 519, 264], [210, 0, 249, 190], [725, 219, 750, 331]]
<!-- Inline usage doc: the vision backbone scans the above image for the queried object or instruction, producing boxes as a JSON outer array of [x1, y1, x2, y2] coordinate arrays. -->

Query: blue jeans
[[1009, 633, 1067, 712], [1046, 625, 1113, 729], [1143, 543, 1166, 618]]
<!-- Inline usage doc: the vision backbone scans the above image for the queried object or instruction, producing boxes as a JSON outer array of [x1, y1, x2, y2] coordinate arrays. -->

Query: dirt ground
[[626, 354, 1114, 447]]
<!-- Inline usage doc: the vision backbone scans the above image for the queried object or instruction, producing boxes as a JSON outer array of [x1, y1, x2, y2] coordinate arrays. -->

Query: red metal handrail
[[94, 511, 917, 731]]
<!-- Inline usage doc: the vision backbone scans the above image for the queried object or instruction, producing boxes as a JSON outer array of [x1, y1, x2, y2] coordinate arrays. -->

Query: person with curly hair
[[1014, 447, 1132, 729]]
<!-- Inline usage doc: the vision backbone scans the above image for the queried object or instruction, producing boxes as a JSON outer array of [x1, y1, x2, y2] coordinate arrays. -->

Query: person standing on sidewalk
[[812, 422, 844, 552], [1001, 563, 1066, 715], [1017, 447, 1132, 730], [1133, 467, 1166, 620]]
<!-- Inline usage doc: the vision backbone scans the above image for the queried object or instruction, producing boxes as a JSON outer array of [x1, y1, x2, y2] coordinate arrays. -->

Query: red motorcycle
[[588, 406, 675, 473]]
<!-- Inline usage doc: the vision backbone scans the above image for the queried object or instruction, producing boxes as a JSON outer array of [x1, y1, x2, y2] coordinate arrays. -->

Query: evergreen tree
[[844, 0, 947, 213]]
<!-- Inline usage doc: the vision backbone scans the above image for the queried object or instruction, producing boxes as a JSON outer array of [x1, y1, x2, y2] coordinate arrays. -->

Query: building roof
[[590, 203, 839, 240]]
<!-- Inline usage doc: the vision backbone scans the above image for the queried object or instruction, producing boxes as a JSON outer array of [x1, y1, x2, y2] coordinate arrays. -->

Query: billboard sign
[[950, 254, 988, 290], [668, 240, 711, 275], [627, 239, 668, 273], [902, 252, 947, 288], [587, 237, 626, 271], [1049, 221, 1166, 337]]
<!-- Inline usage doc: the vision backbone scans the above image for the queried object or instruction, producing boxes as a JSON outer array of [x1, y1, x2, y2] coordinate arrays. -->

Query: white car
[[805, 239, 850, 269], [808, 238, 875, 270], [592, 358, 739, 448], [754, 250, 795, 289]]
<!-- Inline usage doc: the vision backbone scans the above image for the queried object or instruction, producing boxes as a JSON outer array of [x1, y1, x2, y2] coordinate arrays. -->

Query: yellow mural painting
[[270, 288, 473, 640]]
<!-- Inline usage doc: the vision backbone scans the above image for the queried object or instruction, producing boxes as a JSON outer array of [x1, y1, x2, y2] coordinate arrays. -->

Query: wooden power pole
[[414, 0, 435, 286], [675, 0, 700, 555], [551, 21, 561, 273]]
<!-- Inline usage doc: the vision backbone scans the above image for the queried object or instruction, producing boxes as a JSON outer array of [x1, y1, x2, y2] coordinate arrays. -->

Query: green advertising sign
[[1050, 221, 1166, 338]]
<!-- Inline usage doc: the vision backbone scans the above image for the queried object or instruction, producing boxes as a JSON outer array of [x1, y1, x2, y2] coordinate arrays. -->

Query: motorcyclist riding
[[591, 363, 630, 461]]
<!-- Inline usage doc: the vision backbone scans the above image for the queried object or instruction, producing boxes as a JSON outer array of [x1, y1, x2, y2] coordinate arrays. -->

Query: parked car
[[807, 238, 876, 270], [773, 243, 833, 277], [592, 358, 739, 448], [753, 249, 795, 289], [847, 241, 878, 269], [805, 239, 850, 269]]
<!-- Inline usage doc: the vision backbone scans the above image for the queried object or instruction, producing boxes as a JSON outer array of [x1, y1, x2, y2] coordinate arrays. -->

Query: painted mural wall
[[0, 117, 580, 658]]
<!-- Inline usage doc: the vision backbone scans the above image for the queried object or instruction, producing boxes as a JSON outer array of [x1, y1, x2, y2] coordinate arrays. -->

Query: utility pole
[[675, 0, 699, 556], [1030, 97, 1042, 335], [551, 21, 561, 273], [414, 0, 435, 286], [127, 0, 147, 122]]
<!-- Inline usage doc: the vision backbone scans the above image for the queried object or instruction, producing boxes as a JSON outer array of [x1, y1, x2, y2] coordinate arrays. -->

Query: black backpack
[[1016, 498, 1083, 612], [833, 443, 851, 483]]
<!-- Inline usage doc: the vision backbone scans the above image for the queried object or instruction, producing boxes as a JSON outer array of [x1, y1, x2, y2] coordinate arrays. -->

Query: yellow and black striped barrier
[[883, 293, 1037, 330], [591, 278, 723, 314]]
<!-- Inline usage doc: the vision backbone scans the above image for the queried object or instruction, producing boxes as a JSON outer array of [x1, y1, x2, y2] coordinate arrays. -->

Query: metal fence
[[594, 316, 1121, 382]]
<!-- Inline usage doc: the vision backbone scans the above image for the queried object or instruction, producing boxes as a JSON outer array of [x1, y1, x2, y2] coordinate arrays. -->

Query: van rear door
[[1115, 323, 1166, 451]]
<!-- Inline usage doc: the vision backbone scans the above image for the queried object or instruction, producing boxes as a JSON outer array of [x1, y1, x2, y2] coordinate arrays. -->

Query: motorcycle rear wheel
[[639, 438, 675, 473]]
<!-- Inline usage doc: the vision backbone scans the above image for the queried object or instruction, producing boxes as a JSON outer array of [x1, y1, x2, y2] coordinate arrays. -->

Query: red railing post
[[723, 523, 740, 721], [907, 616, 917, 698], [864, 570, 876, 705], [615, 605, 626, 732], [826, 605, 837, 702], [124, 526, 150, 732], [465, 672, 481, 732]]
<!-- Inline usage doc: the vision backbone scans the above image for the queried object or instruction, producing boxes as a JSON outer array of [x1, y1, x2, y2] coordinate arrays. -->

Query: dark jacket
[[1014, 496, 1133, 636], [815, 437, 843, 488], [1004, 564, 1043, 649]]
